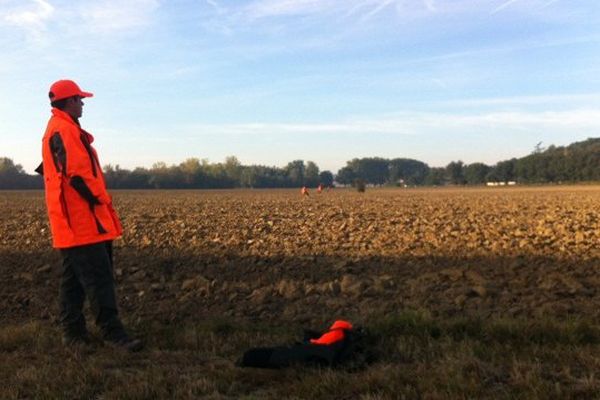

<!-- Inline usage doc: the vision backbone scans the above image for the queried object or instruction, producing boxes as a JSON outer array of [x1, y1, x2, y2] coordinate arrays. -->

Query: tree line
[[0, 158, 43, 189], [103, 157, 335, 189], [0, 156, 334, 190], [1, 138, 597, 190], [336, 138, 600, 186]]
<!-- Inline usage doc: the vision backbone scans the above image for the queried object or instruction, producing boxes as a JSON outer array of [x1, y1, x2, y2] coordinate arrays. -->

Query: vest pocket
[[59, 190, 71, 229], [46, 178, 74, 240]]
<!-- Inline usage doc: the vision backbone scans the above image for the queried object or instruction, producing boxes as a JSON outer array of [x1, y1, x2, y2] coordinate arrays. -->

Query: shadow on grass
[[2, 308, 600, 399], [2, 247, 599, 325]]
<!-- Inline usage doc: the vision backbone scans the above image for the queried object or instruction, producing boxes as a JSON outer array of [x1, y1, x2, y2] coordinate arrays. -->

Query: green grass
[[2, 312, 600, 399]]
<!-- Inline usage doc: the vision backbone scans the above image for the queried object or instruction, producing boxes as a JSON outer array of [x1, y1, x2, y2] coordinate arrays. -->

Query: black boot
[[106, 335, 144, 352]]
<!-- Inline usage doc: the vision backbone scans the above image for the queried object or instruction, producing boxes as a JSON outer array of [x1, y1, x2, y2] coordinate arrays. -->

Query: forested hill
[[1, 137, 598, 189], [334, 138, 600, 186], [512, 138, 600, 183]]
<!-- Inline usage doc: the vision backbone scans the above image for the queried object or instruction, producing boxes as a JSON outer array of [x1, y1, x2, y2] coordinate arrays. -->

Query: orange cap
[[49, 79, 94, 102], [309, 320, 353, 345], [329, 320, 353, 331]]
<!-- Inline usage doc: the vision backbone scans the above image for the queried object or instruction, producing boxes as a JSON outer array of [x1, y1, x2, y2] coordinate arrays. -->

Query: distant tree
[[487, 159, 516, 183], [285, 160, 305, 187], [105, 165, 151, 189], [0, 157, 41, 189], [335, 166, 355, 186], [3, 137, 599, 190], [128, 167, 151, 188], [224, 156, 242, 184], [512, 139, 600, 183], [445, 161, 465, 185], [104, 164, 137, 189], [240, 164, 288, 188], [361, 157, 389, 185], [179, 158, 204, 187], [424, 167, 446, 186], [463, 163, 491, 185], [304, 161, 320, 187], [0, 157, 25, 175], [240, 166, 258, 188], [205, 161, 234, 188], [148, 162, 186, 189], [533, 141, 545, 154], [319, 170, 334, 187], [388, 158, 430, 186]]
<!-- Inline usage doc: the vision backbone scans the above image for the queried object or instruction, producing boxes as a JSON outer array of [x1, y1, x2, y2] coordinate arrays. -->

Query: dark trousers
[[59, 241, 126, 340]]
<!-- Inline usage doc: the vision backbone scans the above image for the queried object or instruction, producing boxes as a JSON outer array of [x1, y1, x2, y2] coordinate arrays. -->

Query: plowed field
[[2, 186, 600, 399]]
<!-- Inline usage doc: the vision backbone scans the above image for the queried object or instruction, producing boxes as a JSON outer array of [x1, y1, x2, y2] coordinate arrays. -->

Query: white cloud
[[197, 0, 446, 39], [0, 0, 160, 47], [423, 0, 436, 12], [182, 108, 600, 136], [241, 0, 428, 21], [198, 0, 583, 41], [243, 0, 338, 19], [491, 0, 521, 14], [431, 93, 600, 108], [79, 0, 159, 34], [425, 109, 600, 130], [360, 0, 395, 23], [2, 0, 54, 39], [209, 0, 583, 29], [205, 0, 227, 15], [541, 0, 560, 8], [186, 121, 413, 135], [491, 0, 569, 15]]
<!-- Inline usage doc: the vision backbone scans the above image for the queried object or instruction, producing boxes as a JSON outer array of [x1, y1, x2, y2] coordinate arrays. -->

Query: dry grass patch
[[4, 313, 600, 399]]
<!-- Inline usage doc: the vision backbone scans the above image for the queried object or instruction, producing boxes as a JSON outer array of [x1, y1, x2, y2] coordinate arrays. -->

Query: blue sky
[[1, 0, 599, 174]]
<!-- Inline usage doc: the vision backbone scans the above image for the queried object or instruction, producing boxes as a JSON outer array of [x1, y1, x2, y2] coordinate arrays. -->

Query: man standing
[[39, 79, 142, 351]]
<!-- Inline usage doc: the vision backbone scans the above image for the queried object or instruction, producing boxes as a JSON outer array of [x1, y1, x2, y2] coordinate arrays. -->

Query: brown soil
[[2, 186, 599, 328]]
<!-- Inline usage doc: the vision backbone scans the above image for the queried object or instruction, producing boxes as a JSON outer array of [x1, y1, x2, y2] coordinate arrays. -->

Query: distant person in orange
[[317, 184, 323, 194], [38, 79, 142, 352], [301, 186, 310, 197]]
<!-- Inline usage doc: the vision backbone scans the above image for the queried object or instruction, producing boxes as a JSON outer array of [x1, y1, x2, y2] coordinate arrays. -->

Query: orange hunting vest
[[41, 108, 122, 248]]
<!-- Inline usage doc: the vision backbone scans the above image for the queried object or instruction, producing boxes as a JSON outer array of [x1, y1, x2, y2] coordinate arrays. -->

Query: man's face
[[66, 96, 84, 120]]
